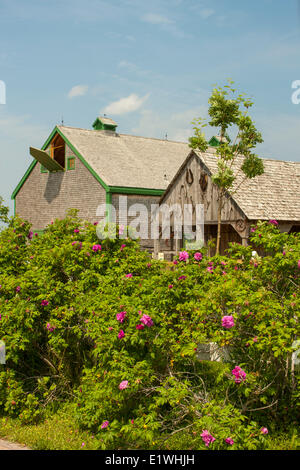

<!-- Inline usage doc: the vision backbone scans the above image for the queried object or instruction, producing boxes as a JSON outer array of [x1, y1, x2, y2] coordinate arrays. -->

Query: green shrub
[[0, 213, 299, 449]]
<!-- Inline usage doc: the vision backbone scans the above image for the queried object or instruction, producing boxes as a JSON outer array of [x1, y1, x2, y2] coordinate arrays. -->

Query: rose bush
[[0, 211, 299, 449]]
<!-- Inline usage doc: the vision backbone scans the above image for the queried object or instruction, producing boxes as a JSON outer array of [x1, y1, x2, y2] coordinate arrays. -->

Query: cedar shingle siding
[[15, 145, 106, 230]]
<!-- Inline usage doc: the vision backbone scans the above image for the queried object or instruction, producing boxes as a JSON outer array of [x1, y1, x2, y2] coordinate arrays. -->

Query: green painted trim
[[11, 160, 37, 199], [92, 117, 117, 132], [40, 164, 49, 174], [55, 127, 109, 191], [11, 125, 165, 202], [67, 156, 76, 170], [106, 191, 112, 223], [41, 127, 60, 151], [11, 127, 59, 200], [108, 186, 164, 196], [208, 136, 220, 147]]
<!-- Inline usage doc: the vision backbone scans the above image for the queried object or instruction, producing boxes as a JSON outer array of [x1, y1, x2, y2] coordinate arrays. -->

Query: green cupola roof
[[92, 116, 118, 131]]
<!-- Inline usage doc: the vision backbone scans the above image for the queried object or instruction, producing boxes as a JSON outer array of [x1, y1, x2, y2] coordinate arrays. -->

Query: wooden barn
[[11, 117, 189, 251], [154, 148, 300, 258], [11, 117, 300, 255]]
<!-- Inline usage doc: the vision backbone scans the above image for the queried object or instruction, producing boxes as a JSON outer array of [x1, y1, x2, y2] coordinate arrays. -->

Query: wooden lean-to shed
[[154, 148, 300, 258]]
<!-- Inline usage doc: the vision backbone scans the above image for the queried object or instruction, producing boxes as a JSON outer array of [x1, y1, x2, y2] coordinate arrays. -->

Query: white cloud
[[199, 8, 214, 19], [67, 85, 88, 99], [102, 93, 150, 115], [132, 106, 207, 141], [142, 13, 173, 25], [141, 11, 186, 37]]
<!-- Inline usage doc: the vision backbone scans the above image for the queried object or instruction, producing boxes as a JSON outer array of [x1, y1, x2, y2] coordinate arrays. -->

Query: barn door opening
[[50, 133, 65, 169]]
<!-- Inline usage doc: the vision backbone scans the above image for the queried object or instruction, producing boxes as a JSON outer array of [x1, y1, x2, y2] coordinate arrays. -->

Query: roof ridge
[[194, 148, 300, 165], [57, 125, 188, 145]]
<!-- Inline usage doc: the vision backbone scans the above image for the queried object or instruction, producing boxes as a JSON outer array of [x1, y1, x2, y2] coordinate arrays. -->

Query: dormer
[[92, 116, 118, 132]]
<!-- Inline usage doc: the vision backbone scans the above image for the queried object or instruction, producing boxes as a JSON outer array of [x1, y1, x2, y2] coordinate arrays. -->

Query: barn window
[[50, 134, 65, 169], [67, 157, 76, 170]]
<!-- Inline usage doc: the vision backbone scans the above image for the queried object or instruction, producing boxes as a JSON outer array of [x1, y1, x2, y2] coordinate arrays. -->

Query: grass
[[0, 406, 101, 450], [0, 407, 299, 450]]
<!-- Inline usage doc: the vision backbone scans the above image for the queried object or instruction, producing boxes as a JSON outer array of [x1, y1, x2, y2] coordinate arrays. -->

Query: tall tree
[[189, 81, 264, 254]]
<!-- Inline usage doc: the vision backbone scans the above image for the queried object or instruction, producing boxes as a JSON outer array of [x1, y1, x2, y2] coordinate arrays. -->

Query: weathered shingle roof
[[58, 125, 300, 221], [58, 126, 189, 190], [195, 150, 300, 221]]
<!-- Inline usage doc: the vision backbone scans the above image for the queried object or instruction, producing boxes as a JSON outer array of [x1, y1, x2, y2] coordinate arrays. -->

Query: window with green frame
[[67, 157, 76, 170]]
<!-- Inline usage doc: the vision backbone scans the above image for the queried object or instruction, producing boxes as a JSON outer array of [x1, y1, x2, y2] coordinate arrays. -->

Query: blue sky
[[1, 0, 300, 212]]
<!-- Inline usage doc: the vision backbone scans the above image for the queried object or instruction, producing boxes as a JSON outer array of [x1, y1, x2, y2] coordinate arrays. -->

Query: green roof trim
[[54, 127, 110, 192], [11, 126, 61, 199], [108, 186, 164, 196], [208, 136, 221, 147], [11, 126, 166, 201], [11, 160, 37, 200]]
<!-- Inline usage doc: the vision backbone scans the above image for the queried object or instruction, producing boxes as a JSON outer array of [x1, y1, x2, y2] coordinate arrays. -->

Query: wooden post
[[242, 237, 248, 247], [175, 231, 180, 256], [154, 238, 160, 259]]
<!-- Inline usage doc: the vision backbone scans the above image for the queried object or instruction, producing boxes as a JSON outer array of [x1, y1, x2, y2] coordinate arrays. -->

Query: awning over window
[[30, 147, 64, 172]]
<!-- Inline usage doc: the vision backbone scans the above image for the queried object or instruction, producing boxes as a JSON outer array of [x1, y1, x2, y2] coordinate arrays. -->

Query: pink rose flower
[[261, 427, 268, 435], [201, 430, 216, 447], [120, 244, 126, 251], [225, 438, 234, 445], [232, 366, 246, 384], [46, 323, 55, 332], [101, 421, 109, 429], [126, 273, 133, 278], [298, 260, 300, 269], [119, 380, 129, 390], [118, 330, 125, 339], [136, 324, 145, 330], [179, 251, 189, 262], [140, 314, 154, 327], [41, 300, 49, 307], [92, 244, 102, 252], [168, 284, 173, 289], [178, 275, 187, 281], [194, 252, 203, 261], [222, 315, 235, 329], [116, 311, 126, 323], [74, 229, 80, 233], [269, 220, 278, 226]]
